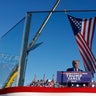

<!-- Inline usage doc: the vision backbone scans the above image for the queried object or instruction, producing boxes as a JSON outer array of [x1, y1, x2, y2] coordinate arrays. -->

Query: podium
[[57, 71, 92, 87]]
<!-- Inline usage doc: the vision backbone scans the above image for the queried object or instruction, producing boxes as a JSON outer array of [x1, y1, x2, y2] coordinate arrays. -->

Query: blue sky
[[0, 0, 96, 87]]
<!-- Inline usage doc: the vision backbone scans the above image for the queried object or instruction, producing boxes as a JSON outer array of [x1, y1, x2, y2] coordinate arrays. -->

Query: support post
[[17, 12, 32, 86]]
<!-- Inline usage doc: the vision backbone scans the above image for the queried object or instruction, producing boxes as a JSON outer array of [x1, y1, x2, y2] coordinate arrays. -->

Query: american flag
[[67, 15, 96, 73]]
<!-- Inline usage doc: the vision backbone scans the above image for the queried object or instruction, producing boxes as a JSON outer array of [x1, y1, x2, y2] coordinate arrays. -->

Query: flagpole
[[27, 9, 96, 13], [17, 12, 32, 86]]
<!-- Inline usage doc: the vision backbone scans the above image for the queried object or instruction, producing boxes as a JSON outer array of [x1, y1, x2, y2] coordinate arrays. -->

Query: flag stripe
[[90, 17, 96, 49], [82, 18, 95, 49], [87, 18, 91, 47], [89, 18, 94, 49], [78, 33, 96, 66], [85, 19, 89, 42], [79, 48, 90, 71], [76, 38, 92, 71], [81, 20, 84, 35], [81, 19, 87, 38], [76, 38, 94, 72], [76, 33, 96, 72], [76, 35, 94, 71]]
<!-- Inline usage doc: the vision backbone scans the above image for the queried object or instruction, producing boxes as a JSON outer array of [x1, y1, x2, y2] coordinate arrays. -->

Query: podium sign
[[57, 71, 92, 83]]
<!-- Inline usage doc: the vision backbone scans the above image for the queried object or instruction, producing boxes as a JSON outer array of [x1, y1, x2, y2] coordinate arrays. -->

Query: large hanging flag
[[67, 15, 96, 73]]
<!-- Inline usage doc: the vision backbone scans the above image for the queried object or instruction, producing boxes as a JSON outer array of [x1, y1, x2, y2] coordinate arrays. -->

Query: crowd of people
[[29, 77, 96, 88], [29, 74, 62, 87], [30, 79, 59, 87]]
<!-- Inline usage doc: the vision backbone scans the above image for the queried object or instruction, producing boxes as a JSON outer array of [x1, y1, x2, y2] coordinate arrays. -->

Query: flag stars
[[68, 15, 82, 32], [71, 19, 81, 30]]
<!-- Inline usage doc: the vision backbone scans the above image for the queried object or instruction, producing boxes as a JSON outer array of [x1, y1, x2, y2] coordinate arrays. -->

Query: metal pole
[[28, 0, 60, 50], [27, 10, 96, 13], [17, 12, 32, 86]]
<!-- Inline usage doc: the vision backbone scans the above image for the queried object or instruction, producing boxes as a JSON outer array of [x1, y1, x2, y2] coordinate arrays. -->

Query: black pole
[[27, 10, 96, 13]]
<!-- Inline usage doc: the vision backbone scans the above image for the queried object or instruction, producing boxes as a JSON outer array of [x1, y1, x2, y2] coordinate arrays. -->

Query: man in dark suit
[[67, 60, 83, 72]]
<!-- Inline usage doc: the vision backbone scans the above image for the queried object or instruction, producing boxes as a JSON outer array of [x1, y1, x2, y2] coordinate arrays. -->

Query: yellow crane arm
[[5, 71, 18, 88], [2, 65, 18, 88]]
